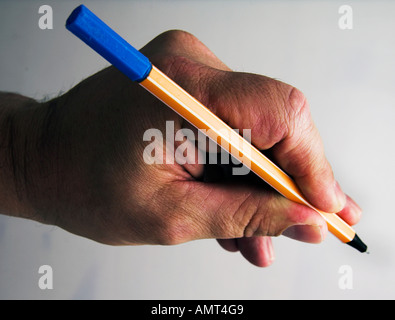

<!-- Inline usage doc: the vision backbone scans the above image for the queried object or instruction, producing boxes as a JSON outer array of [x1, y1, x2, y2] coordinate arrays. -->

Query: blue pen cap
[[66, 5, 152, 82]]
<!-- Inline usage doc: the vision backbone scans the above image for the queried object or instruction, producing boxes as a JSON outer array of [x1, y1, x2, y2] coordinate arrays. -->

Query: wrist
[[0, 92, 46, 221]]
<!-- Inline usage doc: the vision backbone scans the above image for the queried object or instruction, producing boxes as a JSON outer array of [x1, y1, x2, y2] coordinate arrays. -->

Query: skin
[[0, 30, 361, 267]]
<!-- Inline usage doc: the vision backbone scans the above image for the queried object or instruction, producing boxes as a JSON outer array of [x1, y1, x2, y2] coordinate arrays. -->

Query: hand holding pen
[[66, 5, 367, 256], [0, 5, 365, 268]]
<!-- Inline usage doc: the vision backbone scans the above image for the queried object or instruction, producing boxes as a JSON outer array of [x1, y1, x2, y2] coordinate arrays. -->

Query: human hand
[[1, 30, 361, 267]]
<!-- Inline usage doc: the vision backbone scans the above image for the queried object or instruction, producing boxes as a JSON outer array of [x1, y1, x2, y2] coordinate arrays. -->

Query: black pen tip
[[346, 234, 368, 253]]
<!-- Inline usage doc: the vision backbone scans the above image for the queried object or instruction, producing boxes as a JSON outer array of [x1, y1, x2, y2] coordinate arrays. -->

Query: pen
[[66, 5, 368, 253]]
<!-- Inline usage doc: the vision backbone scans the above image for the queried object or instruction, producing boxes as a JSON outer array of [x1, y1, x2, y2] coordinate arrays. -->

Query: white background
[[0, 0, 394, 299]]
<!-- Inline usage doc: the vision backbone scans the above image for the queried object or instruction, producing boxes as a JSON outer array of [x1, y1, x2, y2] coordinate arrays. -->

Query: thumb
[[161, 179, 327, 244]]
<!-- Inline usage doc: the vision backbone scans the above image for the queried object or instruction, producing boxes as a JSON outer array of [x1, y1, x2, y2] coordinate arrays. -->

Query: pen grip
[[66, 5, 152, 82]]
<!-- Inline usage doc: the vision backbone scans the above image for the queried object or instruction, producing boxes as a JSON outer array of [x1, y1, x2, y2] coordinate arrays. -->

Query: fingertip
[[282, 201, 328, 244], [237, 237, 275, 268], [336, 195, 362, 226], [333, 181, 347, 212], [282, 224, 327, 244], [297, 176, 347, 214], [218, 237, 276, 267]]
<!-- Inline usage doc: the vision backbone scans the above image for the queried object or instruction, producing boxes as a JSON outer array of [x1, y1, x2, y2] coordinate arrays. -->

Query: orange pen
[[66, 5, 368, 252]]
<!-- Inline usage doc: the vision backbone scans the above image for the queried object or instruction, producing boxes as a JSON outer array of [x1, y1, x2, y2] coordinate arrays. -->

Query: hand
[[0, 30, 362, 267]]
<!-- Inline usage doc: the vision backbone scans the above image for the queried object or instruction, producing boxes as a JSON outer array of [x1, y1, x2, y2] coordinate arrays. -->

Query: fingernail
[[266, 239, 275, 262], [333, 181, 347, 212], [315, 225, 325, 243], [282, 225, 324, 243]]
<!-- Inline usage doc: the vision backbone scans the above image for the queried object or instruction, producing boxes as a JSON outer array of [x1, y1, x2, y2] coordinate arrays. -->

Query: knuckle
[[287, 86, 308, 115], [156, 29, 199, 47], [285, 87, 311, 133], [242, 195, 290, 238], [145, 29, 200, 70]]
